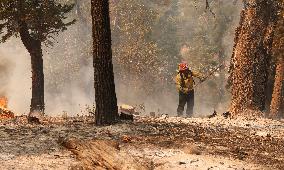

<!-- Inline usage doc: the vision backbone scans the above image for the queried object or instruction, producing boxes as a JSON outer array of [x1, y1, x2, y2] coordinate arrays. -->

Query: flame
[[0, 96, 14, 119], [0, 96, 8, 109]]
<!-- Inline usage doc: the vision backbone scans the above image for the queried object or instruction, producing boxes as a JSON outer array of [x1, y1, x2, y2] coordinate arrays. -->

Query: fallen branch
[[61, 138, 146, 170]]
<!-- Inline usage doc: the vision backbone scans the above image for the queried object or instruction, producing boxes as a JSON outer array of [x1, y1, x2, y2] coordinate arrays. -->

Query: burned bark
[[229, 0, 279, 116], [91, 0, 118, 125]]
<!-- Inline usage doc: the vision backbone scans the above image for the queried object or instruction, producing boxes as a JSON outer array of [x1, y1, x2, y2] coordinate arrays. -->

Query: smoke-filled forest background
[[0, 0, 243, 116]]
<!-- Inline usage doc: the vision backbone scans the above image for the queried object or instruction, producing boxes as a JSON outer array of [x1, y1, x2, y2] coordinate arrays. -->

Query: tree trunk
[[264, 61, 276, 113], [18, 20, 45, 114], [91, 0, 118, 125], [229, 0, 278, 117], [217, 50, 226, 106], [270, 57, 284, 118], [270, 9, 284, 118], [29, 41, 44, 114]]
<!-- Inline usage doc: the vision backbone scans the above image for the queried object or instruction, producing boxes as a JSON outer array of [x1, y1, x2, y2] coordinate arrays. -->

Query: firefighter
[[175, 62, 204, 117]]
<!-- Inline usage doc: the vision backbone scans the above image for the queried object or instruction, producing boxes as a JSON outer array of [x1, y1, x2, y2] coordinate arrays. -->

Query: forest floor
[[0, 114, 283, 170]]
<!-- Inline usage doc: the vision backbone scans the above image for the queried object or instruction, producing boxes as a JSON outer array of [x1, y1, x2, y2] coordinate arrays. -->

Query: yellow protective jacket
[[175, 71, 203, 93]]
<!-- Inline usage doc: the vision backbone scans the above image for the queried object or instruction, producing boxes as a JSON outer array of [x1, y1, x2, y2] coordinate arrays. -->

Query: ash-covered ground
[[0, 114, 283, 170]]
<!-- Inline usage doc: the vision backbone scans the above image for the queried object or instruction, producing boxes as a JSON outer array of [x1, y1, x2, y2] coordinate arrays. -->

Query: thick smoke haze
[[0, 40, 31, 114], [0, 0, 242, 116]]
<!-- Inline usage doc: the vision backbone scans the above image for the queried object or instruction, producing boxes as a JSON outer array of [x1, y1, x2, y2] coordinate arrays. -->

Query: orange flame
[[0, 96, 14, 119], [0, 96, 8, 109]]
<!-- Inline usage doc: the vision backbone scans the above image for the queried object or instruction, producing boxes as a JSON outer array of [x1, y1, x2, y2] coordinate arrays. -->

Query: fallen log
[[61, 138, 146, 170]]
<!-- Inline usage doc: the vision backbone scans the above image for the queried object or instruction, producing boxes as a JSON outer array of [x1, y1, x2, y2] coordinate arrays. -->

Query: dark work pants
[[177, 90, 194, 117]]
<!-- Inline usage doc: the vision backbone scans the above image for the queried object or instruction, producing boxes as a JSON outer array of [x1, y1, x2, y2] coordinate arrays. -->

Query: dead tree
[[229, 0, 279, 116], [91, 0, 119, 125]]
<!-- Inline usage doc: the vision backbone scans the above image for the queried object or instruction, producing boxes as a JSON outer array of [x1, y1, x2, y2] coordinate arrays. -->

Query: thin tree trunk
[[217, 50, 225, 106], [270, 56, 284, 118], [270, 9, 284, 118], [229, 0, 278, 117], [91, 0, 118, 125], [18, 20, 45, 114], [264, 62, 276, 113]]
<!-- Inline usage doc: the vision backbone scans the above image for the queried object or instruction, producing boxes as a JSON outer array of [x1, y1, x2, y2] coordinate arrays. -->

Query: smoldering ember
[[0, 0, 283, 170]]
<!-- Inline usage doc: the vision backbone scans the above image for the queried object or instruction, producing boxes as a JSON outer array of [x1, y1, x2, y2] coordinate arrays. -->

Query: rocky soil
[[0, 114, 283, 170]]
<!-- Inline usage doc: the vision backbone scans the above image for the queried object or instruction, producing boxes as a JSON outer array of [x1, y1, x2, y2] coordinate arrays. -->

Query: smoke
[[111, 0, 243, 116], [0, 20, 95, 116], [0, 51, 13, 96], [0, 39, 31, 114], [0, 0, 242, 116]]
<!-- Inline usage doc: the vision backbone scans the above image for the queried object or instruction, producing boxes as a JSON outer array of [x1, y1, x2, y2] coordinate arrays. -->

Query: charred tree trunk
[[18, 20, 45, 114], [91, 0, 118, 125], [229, 0, 278, 116], [29, 41, 44, 114]]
